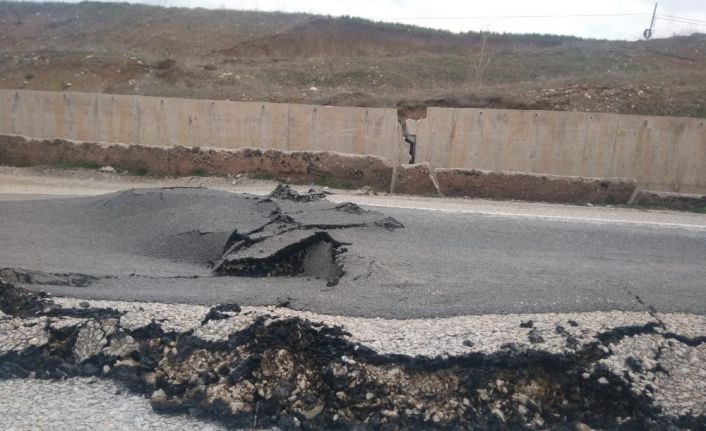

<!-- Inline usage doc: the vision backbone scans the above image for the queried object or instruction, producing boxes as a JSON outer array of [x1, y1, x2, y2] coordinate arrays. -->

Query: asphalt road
[[1, 187, 705, 318]]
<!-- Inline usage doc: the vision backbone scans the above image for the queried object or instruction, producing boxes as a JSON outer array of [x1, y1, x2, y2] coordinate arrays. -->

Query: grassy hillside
[[1, 1, 705, 119]]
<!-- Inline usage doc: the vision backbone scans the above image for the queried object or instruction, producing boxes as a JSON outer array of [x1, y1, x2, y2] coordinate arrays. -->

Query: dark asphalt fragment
[[0, 268, 105, 288], [0, 278, 47, 317], [266, 184, 328, 203], [201, 303, 242, 325], [228, 354, 261, 383]]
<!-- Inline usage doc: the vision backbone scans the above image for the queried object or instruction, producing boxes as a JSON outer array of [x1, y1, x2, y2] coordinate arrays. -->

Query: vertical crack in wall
[[401, 118, 418, 164]]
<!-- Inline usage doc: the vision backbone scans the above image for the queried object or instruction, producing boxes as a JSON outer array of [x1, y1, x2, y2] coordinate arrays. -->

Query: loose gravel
[[2, 294, 705, 429], [0, 377, 229, 430]]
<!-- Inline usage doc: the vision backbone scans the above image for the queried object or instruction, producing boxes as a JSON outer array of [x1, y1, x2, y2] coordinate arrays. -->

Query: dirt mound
[[217, 17, 569, 60], [218, 18, 455, 59]]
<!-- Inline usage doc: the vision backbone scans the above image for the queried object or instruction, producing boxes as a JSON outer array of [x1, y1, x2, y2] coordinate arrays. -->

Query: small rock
[[520, 320, 534, 328], [574, 422, 592, 431], [528, 329, 544, 344], [151, 389, 167, 403], [491, 408, 506, 423], [625, 356, 643, 372], [381, 409, 398, 419], [78, 301, 90, 309], [514, 393, 532, 406], [597, 377, 609, 385], [102, 364, 110, 374], [386, 367, 401, 378], [303, 403, 324, 419], [99, 166, 116, 173], [272, 381, 295, 400], [462, 339, 474, 347]]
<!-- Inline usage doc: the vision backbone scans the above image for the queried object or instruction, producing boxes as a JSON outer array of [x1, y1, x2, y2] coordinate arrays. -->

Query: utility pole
[[643, 3, 658, 40]]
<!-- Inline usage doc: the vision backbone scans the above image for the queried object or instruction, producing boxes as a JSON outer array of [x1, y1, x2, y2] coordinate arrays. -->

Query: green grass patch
[[251, 172, 277, 181], [128, 167, 150, 176], [51, 160, 102, 170], [191, 167, 208, 177], [314, 175, 354, 190]]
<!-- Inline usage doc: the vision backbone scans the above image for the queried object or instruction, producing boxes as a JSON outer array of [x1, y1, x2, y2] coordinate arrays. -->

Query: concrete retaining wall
[[2, 89, 704, 197], [0, 89, 407, 164], [414, 108, 706, 194]]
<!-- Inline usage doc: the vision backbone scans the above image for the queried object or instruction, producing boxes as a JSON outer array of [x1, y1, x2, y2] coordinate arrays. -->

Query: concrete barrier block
[[391, 163, 439, 196], [0, 135, 394, 191], [435, 168, 637, 204], [632, 191, 706, 211]]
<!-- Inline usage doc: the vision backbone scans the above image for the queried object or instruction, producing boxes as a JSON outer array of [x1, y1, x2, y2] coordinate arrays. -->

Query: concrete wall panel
[[416, 108, 706, 194], [0, 90, 405, 163]]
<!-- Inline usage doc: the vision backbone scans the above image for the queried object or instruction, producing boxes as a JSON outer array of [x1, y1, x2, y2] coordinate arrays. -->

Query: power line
[[387, 13, 647, 21], [656, 14, 706, 25], [656, 17, 706, 28]]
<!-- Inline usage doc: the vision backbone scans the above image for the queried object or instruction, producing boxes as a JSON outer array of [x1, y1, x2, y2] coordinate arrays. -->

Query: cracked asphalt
[[0, 176, 704, 318]]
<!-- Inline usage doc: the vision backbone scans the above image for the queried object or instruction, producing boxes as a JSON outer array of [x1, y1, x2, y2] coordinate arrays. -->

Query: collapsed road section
[[1, 282, 705, 430], [0, 184, 404, 296]]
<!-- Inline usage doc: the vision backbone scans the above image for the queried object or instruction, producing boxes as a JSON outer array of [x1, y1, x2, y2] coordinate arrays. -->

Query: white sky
[[25, 0, 706, 40]]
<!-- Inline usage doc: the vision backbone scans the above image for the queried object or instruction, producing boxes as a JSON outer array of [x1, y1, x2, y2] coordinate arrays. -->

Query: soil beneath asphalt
[[1, 286, 705, 430]]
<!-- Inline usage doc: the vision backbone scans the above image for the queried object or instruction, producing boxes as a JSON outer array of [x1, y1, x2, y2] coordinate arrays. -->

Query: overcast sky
[[26, 0, 706, 40]]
